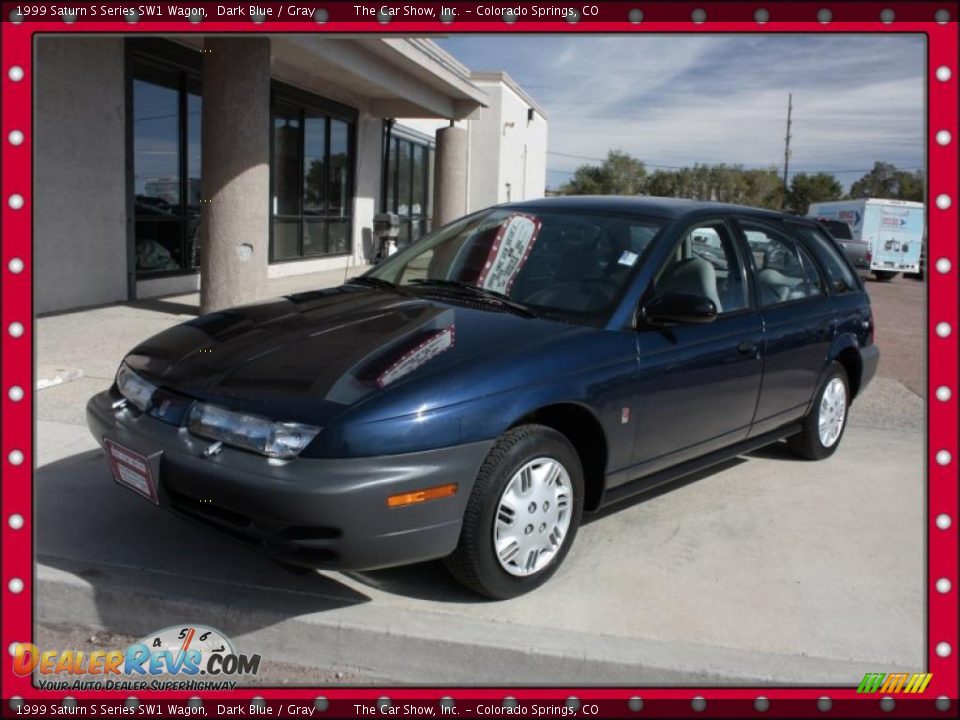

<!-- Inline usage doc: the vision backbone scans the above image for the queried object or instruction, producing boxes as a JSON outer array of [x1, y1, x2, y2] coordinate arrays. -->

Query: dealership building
[[34, 36, 547, 314]]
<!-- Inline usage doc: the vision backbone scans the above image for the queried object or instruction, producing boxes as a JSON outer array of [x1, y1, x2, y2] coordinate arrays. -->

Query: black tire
[[787, 362, 850, 461], [444, 424, 584, 599], [872, 270, 898, 282]]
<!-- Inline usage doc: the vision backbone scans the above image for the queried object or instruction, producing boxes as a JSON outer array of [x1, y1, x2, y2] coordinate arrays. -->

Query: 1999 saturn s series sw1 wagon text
[[88, 197, 879, 598]]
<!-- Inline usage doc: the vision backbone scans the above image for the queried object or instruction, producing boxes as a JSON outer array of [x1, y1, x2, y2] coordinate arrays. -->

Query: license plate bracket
[[103, 438, 160, 505]]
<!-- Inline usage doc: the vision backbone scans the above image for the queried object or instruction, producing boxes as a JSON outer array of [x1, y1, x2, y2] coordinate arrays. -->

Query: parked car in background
[[88, 197, 879, 599], [807, 198, 924, 281], [814, 218, 872, 277]]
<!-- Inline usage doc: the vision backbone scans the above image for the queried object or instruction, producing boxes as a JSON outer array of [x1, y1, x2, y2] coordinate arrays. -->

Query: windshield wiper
[[408, 279, 539, 318], [347, 276, 409, 295]]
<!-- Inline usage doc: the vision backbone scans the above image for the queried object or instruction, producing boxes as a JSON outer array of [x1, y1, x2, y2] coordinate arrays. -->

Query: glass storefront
[[129, 42, 358, 279], [130, 49, 202, 276], [270, 86, 356, 261], [384, 129, 433, 248]]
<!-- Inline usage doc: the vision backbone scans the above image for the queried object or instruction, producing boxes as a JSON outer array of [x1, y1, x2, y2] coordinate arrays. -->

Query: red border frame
[[2, 2, 957, 717]]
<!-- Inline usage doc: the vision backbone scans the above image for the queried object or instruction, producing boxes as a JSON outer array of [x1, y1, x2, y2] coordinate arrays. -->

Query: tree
[[848, 161, 924, 202], [785, 172, 843, 215], [561, 150, 647, 195]]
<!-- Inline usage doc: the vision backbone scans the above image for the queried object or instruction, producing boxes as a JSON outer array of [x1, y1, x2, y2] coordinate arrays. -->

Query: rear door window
[[737, 220, 823, 307], [789, 223, 860, 293]]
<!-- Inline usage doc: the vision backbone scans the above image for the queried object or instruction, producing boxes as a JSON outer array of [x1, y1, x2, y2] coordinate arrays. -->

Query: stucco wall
[[35, 38, 127, 314]]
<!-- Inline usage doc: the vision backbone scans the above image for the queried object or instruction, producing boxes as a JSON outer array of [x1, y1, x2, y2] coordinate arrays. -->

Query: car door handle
[[737, 340, 757, 356]]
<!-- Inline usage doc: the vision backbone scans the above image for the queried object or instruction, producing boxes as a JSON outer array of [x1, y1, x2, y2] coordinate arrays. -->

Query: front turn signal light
[[387, 483, 458, 508]]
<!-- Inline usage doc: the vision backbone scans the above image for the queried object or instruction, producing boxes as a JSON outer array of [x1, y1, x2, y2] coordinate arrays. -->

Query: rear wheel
[[444, 425, 584, 599], [872, 270, 898, 282], [787, 362, 850, 460]]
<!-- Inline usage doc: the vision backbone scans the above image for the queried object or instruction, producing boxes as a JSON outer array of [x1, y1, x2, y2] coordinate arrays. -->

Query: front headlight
[[116, 364, 158, 412], [187, 402, 320, 459]]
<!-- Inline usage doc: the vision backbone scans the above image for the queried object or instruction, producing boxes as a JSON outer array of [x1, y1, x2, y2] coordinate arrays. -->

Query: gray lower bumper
[[859, 344, 880, 396], [86, 390, 494, 570]]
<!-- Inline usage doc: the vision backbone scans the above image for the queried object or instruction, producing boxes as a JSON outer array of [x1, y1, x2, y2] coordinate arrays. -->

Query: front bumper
[[86, 390, 493, 570]]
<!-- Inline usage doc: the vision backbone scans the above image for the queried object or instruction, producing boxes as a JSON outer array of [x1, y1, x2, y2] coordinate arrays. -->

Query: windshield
[[366, 208, 665, 323]]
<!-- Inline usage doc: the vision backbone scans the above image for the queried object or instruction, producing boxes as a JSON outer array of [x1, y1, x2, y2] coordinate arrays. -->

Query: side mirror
[[642, 293, 718, 325]]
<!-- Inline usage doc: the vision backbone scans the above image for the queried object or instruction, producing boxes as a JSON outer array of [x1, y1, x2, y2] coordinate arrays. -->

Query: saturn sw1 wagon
[[88, 196, 879, 599]]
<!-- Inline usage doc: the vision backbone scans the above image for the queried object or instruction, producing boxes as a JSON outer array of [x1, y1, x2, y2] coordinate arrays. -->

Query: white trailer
[[807, 198, 925, 281]]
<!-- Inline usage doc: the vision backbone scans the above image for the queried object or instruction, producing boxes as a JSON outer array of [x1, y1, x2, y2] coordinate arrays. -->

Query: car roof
[[502, 195, 797, 222]]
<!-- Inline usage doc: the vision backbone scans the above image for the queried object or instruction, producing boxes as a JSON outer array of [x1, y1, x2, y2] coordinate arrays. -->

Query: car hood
[[123, 286, 584, 425]]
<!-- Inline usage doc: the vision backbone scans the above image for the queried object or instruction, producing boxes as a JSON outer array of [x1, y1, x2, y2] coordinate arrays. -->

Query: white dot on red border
[[755, 697, 770, 712], [936, 386, 952, 402], [937, 695, 952, 711], [8, 578, 24, 594], [935, 9, 951, 23], [817, 8, 832, 23], [936, 578, 952, 593], [935, 258, 952, 274], [8, 386, 25, 402], [936, 66, 952, 82], [936, 130, 952, 145], [8, 194, 24, 210], [880, 8, 895, 23], [8, 322, 24, 338], [8, 450, 24, 466], [936, 642, 952, 657], [817, 696, 832, 712], [8, 514, 24, 530], [935, 194, 952, 210], [936, 514, 952, 530], [8, 66, 25, 82], [691, 8, 706, 23], [8, 257, 24, 274], [754, 9, 769, 23], [8, 642, 22, 657], [936, 322, 952, 338], [8, 130, 24, 146], [936, 450, 952, 466]]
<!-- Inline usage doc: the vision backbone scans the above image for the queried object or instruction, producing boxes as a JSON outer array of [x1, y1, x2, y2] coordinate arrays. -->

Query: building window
[[384, 129, 433, 247], [271, 87, 356, 261], [130, 51, 202, 276]]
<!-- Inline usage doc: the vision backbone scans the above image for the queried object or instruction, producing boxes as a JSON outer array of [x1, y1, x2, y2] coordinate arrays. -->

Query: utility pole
[[782, 93, 793, 208]]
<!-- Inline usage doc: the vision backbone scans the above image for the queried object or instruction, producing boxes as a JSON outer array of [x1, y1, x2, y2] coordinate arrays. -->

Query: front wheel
[[787, 362, 850, 460], [444, 425, 584, 599]]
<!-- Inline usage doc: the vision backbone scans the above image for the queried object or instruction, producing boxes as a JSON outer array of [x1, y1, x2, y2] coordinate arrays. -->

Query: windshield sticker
[[618, 250, 639, 267], [476, 213, 542, 295], [377, 325, 456, 388]]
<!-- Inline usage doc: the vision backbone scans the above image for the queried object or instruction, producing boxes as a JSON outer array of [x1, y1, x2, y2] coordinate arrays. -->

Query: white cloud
[[439, 34, 925, 188]]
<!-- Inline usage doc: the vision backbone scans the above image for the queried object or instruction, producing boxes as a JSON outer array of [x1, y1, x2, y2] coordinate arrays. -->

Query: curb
[[36, 560, 902, 686]]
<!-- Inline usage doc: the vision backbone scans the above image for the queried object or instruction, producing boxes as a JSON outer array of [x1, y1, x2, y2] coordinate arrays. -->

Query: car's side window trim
[[731, 216, 828, 309]]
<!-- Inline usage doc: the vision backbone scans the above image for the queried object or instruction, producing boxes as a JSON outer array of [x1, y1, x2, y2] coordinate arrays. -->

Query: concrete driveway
[[31, 271, 926, 686]]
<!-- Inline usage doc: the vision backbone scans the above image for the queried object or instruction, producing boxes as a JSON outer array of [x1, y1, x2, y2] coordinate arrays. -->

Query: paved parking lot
[[33, 272, 926, 685]]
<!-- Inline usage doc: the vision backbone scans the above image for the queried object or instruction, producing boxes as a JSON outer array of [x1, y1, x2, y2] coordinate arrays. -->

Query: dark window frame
[[126, 39, 204, 281], [269, 82, 358, 263]]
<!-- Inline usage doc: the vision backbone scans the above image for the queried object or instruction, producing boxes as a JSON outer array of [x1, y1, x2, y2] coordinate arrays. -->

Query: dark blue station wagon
[[88, 197, 879, 598]]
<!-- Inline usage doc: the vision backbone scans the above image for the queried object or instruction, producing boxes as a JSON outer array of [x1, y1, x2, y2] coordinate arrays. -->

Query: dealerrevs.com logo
[[13, 625, 261, 691]]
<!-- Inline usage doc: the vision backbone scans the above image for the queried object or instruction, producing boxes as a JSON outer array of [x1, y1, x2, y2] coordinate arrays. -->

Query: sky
[[436, 35, 926, 191]]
